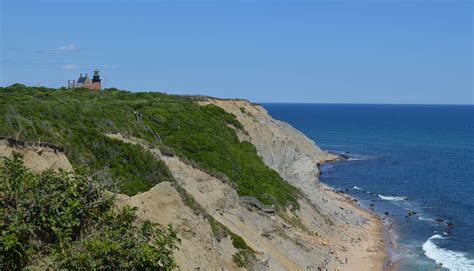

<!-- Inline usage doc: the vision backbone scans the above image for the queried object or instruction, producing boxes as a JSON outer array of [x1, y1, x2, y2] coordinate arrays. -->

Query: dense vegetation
[[0, 153, 180, 270], [0, 84, 299, 207]]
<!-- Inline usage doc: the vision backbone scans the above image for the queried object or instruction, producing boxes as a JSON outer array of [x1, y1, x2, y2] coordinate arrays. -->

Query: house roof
[[77, 76, 87, 83]]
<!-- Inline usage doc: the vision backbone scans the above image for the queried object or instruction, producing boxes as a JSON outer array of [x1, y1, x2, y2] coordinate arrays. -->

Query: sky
[[0, 0, 472, 104]]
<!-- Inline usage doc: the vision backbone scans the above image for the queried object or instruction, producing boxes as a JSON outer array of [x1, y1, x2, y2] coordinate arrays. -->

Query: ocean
[[262, 104, 474, 271]]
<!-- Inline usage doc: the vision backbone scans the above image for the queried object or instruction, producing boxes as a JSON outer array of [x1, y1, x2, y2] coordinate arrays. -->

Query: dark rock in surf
[[408, 211, 417, 217]]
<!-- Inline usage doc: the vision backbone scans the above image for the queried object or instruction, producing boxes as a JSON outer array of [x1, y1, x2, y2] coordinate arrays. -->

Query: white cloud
[[62, 64, 79, 70], [56, 44, 78, 52]]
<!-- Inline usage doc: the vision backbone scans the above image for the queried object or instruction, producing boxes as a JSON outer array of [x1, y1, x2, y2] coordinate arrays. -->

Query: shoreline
[[319, 152, 398, 270], [319, 182, 394, 271]]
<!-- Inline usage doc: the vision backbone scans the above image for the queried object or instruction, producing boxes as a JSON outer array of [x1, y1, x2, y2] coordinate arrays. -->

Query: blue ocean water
[[262, 104, 474, 271]]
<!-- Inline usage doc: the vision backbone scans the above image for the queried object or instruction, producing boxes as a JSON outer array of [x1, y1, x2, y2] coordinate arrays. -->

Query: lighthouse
[[92, 69, 102, 90], [67, 69, 102, 90]]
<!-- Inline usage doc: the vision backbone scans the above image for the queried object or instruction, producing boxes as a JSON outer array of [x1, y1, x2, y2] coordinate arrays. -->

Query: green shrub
[[0, 153, 180, 270], [229, 232, 256, 268], [0, 85, 299, 208], [56, 206, 179, 270], [232, 249, 256, 268], [208, 216, 228, 241]]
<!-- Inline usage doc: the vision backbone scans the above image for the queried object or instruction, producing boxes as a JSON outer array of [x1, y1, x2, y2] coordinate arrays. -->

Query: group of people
[[316, 248, 348, 271]]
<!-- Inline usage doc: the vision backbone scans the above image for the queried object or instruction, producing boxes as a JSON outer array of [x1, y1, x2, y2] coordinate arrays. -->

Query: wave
[[378, 194, 407, 201], [418, 216, 435, 222], [347, 157, 365, 161], [352, 186, 377, 196], [353, 187, 407, 202], [423, 234, 474, 271]]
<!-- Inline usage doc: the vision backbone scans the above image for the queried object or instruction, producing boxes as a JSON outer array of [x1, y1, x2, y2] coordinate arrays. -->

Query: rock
[[261, 230, 273, 239], [366, 246, 378, 252], [384, 212, 389, 215]]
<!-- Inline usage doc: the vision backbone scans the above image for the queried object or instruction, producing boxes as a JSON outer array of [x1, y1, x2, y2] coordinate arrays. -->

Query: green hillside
[[0, 84, 299, 208]]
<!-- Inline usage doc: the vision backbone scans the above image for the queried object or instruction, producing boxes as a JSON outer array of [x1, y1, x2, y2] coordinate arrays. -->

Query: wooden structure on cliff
[[239, 196, 275, 213]]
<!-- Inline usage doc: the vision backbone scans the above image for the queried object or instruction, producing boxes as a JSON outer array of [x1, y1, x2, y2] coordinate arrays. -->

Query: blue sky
[[1, 0, 472, 104]]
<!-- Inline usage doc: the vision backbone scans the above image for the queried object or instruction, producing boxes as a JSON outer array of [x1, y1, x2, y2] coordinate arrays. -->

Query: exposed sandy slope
[[115, 182, 241, 271], [200, 99, 386, 270], [106, 132, 384, 270], [0, 139, 72, 171], [106, 133, 330, 270], [1, 137, 244, 270], [151, 148, 327, 270]]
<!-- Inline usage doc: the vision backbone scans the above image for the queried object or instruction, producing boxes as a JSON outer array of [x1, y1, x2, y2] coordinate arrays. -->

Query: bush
[[229, 232, 256, 268], [0, 84, 299, 208], [56, 206, 179, 270], [0, 153, 180, 270]]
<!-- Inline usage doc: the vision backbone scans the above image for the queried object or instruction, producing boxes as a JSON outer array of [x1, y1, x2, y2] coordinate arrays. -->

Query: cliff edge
[[1, 85, 385, 270], [199, 99, 338, 187]]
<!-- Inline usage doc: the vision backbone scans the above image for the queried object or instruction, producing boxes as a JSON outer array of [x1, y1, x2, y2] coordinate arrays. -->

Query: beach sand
[[320, 183, 390, 271]]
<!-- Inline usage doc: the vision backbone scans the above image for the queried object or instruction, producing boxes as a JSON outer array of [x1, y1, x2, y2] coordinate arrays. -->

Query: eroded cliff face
[[1, 98, 384, 271], [198, 99, 385, 271], [199, 99, 338, 186], [106, 133, 330, 270], [104, 98, 384, 271], [115, 182, 242, 271], [0, 139, 72, 172], [199, 99, 342, 208]]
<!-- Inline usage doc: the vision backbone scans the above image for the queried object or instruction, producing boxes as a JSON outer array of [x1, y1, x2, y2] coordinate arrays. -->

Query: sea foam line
[[422, 234, 474, 271], [353, 186, 407, 201], [378, 194, 407, 201]]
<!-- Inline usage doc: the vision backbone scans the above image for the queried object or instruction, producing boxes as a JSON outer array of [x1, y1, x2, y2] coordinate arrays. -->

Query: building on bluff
[[67, 69, 101, 90]]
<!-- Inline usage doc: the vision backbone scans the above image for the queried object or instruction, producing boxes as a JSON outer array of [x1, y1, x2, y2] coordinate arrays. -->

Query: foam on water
[[422, 234, 474, 271], [418, 216, 435, 222], [347, 157, 364, 161], [378, 194, 407, 201]]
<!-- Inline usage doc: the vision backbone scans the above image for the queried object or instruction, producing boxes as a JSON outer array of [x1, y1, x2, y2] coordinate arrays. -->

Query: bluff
[[0, 85, 384, 270]]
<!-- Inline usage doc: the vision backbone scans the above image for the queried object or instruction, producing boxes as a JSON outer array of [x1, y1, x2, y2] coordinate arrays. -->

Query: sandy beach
[[319, 183, 390, 271]]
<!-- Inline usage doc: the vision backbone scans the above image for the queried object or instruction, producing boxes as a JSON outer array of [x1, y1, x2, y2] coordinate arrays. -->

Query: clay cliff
[[1, 99, 384, 271]]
